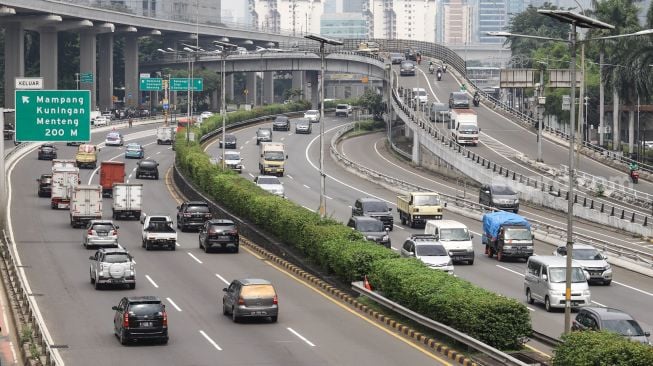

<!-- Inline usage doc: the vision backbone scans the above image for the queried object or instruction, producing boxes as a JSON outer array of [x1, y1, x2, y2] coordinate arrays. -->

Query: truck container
[[396, 192, 443, 228], [482, 211, 534, 261], [51, 166, 80, 209], [156, 126, 175, 145], [100, 161, 125, 197], [112, 183, 143, 220], [69, 184, 102, 228], [450, 109, 479, 146], [52, 159, 77, 170]]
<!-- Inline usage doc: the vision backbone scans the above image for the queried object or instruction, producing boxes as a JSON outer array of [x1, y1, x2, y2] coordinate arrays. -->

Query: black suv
[[347, 216, 391, 248], [351, 198, 393, 231], [272, 116, 290, 131], [36, 174, 53, 197], [219, 133, 237, 149], [112, 296, 168, 345], [135, 159, 159, 180], [256, 128, 273, 145], [479, 184, 520, 213], [176, 201, 212, 231], [199, 219, 239, 253], [37, 144, 57, 160]]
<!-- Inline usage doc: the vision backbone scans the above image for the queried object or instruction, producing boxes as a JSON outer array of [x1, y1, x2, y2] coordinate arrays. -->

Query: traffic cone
[[363, 275, 373, 291]]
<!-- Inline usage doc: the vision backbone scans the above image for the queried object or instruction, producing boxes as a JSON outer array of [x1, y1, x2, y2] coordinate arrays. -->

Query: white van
[[524, 256, 591, 312], [424, 220, 474, 264]]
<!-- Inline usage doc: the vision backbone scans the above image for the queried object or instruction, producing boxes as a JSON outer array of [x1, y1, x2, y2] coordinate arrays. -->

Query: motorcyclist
[[629, 162, 639, 172], [473, 91, 480, 106], [436, 67, 442, 80], [429, 63, 435, 74]]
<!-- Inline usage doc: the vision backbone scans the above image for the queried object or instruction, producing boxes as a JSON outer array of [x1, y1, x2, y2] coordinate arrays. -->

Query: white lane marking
[[303, 184, 311, 189], [281, 137, 285, 141], [287, 175, 294, 180], [166, 297, 183, 312], [591, 301, 606, 307], [325, 195, 333, 200], [288, 132, 293, 136], [347, 205, 352, 208], [199, 330, 223, 351], [287, 327, 316, 347], [613, 281, 653, 297], [145, 275, 159, 288], [246, 140, 251, 144], [527, 307, 535, 312], [496, 265, 524, 277], [248, 173, 255, 178], [127, 174, 132, 179], [302, 206, 316, 212], [240, 146, 244, 150], [188, 253, 203, 264], [132, 167, 137, 171], [417, 68, 441, 103], [393, 224, 404, 230], [156, 151, 161, 155], [215, 274, 230, 285], [391, 247, 398, 251]]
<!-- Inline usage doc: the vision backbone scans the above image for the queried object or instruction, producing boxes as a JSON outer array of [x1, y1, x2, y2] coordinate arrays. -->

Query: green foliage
[[282, 88, 304, 101], [357, 88, 385, 119], [553, 331, 653, 366]]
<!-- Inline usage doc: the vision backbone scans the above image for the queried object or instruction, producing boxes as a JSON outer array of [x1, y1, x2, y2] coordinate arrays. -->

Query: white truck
[[156, 126, 175, 145], [112, 183, 143, 220], [141, 215, 177, 251], [52, 159, 77, 170], [51, 166, 80, 210], [450, 109, 479, 146], [69, 184, 103, 228]]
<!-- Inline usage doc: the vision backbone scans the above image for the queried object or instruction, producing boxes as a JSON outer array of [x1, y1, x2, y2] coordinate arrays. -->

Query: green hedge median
[[553, 331, 653, 366], [175, 102, 532, 350]]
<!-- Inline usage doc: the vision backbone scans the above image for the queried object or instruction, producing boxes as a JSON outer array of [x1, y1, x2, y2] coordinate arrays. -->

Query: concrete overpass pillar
[[305, 71, 318, 108], [79, 31, 97, 109], [124, 34, 139, 108], [263, 72, 274, 105], [39, 28, 58, 90], [210, 89, 219, 110], [4, 22, 24, 111], [291, 71, 304, 100], [246, 72, 257, 106], [225, 73, 234, 101], [98, 33, 114, 111], [412, 130, 421, 165], [404, 125, 411, 137]]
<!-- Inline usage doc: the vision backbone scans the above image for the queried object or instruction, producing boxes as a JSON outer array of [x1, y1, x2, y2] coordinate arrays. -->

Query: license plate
[[252, 311, 267, 316], [218, 235, 231, 240], [58, 204, 67, 209], [141, 321, 153, 327], [453, 256, 465, 261], [98, 232, 108, 236]]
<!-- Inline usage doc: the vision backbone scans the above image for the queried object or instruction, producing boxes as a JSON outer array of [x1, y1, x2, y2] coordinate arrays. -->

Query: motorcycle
[[443, 65, 448, 73], [630, 169, 640, 184], [473, 95, 480, 107], [436, 71, 442, 81], [429, 65, 434, 74]]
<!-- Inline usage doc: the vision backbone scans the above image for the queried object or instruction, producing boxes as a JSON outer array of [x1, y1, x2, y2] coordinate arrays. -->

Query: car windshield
[[363, 201, 388, 212], [305, 110, 318, 115], [104, 253, 131, 263], [257, 177, 280, 185], [126, 144, 140, 150], [357, 220, 384, 232], [391, 53, 402, 58], [572, 248, 603, 260], [504, 228, 531, 240], [129, 304, 163, 316], [418, 91, 427, 97], [460, 124, 477, 132], [187, 205, 209, 213], [91, 224, 114, 232], [241, 284, 276, 299], [548, 267, 586, 283], [413, 195, 440, 206], [415, 244, 447, 256], [263, 151, 285, 161], [225, 135, 236, 141], [275, 117, 288, 122], [336, 105, 348, 109], [258, 129, 271, 136], [602, 319, 646, 337], [491, 185, 516, 195], [439, 228, 470, 241], [224, 153, 240, 160]]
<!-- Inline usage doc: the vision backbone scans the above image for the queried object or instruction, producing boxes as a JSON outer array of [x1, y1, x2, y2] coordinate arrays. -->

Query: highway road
[[211, 116, 653, 346], [8, 124, 450, 365]]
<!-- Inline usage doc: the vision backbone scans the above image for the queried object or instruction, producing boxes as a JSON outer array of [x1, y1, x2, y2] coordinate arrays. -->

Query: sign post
[[169, 78, 203, 91], [15, 90, 91, 142]]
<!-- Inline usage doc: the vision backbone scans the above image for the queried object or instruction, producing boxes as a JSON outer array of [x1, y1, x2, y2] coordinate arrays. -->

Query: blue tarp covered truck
[[482, 211, 534, 261]]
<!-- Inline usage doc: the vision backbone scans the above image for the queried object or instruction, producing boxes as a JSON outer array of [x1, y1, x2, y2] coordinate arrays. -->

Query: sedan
[[105, 131, 124, 146], [124, 143, 145, 159], [304, 110, 320, 123], [219, 151, 243, 173], [254, 175, 284, 197], [295, 119, 312, 134], [37, 144, 57, 160]]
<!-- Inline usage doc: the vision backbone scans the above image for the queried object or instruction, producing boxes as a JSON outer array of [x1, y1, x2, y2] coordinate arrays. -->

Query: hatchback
[[573, 307, 650, 344], [304, 110, 320, 123], [36, 173, 53, 197], [295, 119, 312, 134], [222, 279, 278, 322], [124, 143, 144, 159], [272, 116, 290, 131], [400, 61, 416, 76], [112, 296, 168, 345], [37, 144, 57, 160], [199, 219, 239, 253], [82, 220, 119, 249], [219, 133, 237, 149]]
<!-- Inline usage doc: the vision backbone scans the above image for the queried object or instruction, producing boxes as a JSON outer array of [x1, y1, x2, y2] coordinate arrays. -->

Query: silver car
[[553, 244, 612, 285], [254, 175, 284, 197], [83, 220, 119, 249], [222, 278, 278, 322], [220, 151, 243, 173], [89, 248, 135, 290], [295, 119, 312, 134]]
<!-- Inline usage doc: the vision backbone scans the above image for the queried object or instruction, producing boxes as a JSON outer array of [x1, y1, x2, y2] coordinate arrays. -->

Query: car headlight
[[503, 245, 512, 250], [583, 290, 591, 296], [447, 260, 453, 266], [382, 235, 389, 241], [605, 264, 612, 271]]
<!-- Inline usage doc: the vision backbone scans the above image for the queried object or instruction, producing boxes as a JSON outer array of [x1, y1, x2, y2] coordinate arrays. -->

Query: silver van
[[429, 102, 449, 122], [524, 256, 590, 312]]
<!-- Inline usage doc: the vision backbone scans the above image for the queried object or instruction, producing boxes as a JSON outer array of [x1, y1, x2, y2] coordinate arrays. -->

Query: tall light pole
[[305, 34, 343, 218], [214, 40, 238, 168]]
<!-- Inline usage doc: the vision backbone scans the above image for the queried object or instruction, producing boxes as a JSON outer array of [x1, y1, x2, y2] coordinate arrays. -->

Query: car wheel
[[486, 245, 494, 258], [544, 296, 552, 312], [170, 245, 176, 251], [203, 242, 209, 253], [468, 258, 474, 265], [160, 337, 168, 345], [222, 303, 229, 316], [270, 316, 278, 323], [199, 237, 203, 249], [119, 330, 129, 345], [231, 307, 239, 323], [154, 174, 159, 180], [233, 245, 239, 254], [145, 241, 150, 251], [90, 270, 95, 284], [128, 283, 136, 290], [94, 278, 101, 290], [497, 250, 504, 262], [526, 288, 534, 304], [604, 280, 612, 286]]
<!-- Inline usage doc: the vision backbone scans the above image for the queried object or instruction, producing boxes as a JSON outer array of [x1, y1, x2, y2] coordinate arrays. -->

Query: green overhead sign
[[15, 90, 91, 142], [80, 72, 94, 83], [140, 77, 163, 91], [169, 78, 203, 91]]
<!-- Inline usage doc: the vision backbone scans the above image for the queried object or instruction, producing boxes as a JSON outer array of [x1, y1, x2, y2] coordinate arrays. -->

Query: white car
[[104, 131, 124, 146], [401, 235, 454, 275], [553, 244, 612, 285], [413, 88, 428, 105], [254, 175, 284, 197], [200, 111, 213, 119], [220, 151, 243, 173], [94, 116, 109, 127], [304, 110, 320, 123], [89, 248, 136, 290]]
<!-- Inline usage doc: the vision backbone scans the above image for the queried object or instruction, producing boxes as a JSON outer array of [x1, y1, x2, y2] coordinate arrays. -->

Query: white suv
[[335, 104, 352, 117], [553, 244, 612, 285], [89, 248, 135, 289], [304, 110, 320, 122]]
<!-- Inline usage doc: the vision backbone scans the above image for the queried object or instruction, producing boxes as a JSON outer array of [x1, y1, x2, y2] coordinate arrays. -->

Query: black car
[[389, 52, 405, 64], [219, 133, 237, 149], [37, 144, 57, 160], [112, 296, 168, 345], [400, 61, 416, 76], [199, 219, 239, 253], [479, 184, 520, 213], [36, 174, 53, 197], [404, 48, 417, 61], [272, 116, 290, 131], [176, 201, 212, 231], [351, 198, 393, 231], [347, 216, 391, 248], [256, 128, 273, 145], [135, 159, 159, 180]]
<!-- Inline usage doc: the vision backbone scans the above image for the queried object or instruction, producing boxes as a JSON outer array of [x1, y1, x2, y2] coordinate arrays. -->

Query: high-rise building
[[442, 0, 473, 45], [478, 0, 507, 44], [344, 0, 365, 13], [69, 0, 222, 25], [321, 13, 368, 39], [369, 0, 437, 42], [250, 0, 324, 35]]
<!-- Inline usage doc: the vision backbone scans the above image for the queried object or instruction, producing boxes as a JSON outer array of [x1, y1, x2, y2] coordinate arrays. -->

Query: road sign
[[562, 95, 571, 111], [15, 77, 43, 90], [140, 78, 163, 91], [140, 73, 151, 79], [80, 73, 93, 83], [163, 98, 169, 110], [15, 90, 91, 142], [169, 78, 203, 91]]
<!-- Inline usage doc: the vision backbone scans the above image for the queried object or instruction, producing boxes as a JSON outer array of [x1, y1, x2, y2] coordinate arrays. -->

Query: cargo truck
[[75, 144, 99, 169], [52, 159, 77, 170], [450, 109, 479, 146], [482, 211, 534, 262], [112, 183, 143, 220], [99, 161, 125, 197], [396, 192, 443, 228], [51, 166, 80, 209], [156, 126, 175, 145], [259, 142, 287, 176], [69, 184, 102, 228]]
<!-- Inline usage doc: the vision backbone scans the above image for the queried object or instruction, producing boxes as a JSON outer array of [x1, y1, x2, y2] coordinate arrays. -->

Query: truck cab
[[141, 215, 177, 251], [450, 109, 479, 146], [259, 142, 287, 176], [75, 144, 99, 169], [482, 211, 534, 261], [396, 192, 443, 228]]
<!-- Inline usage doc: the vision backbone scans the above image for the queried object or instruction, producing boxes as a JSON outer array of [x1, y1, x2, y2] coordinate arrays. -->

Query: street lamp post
[[304, 34, 344, 218], [213, 40, 238, 168]]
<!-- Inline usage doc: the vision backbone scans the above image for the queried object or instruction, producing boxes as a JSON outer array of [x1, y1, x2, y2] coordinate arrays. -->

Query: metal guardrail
[[351, 281, 531, 366]]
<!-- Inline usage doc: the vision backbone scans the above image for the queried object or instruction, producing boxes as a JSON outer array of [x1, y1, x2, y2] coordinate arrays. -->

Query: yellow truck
[[358, 41, 380, 55], [75, 144, 99, 169], [397, 192, 443, 228], [259, 142, 287, 176]]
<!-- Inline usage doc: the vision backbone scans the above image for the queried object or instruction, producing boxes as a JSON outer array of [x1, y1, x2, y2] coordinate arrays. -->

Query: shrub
[[553, 331, 653, 366]]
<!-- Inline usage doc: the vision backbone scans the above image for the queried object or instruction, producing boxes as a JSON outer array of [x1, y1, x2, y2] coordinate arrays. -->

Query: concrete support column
[[225, 73, 234, 101], [79, 31, 97, 108], [291, 71, 304, 100], [4, 23, 24, 112], [98, 33, 114, 111], [210, 89, 219, 110], [306, 71, 318, 108], [246, 72, 257, 106], [124, 34, 139, 108], [412, 130, 421, 164], [263, 72, 274, 105], [39, 28, 58, 90]]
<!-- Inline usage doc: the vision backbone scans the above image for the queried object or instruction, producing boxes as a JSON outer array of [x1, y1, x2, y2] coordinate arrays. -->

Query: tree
[[357, 88, 384, 120], [282, 88, 303, 101]]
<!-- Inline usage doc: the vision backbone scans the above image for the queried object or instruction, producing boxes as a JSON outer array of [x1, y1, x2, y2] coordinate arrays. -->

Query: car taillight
[[273, 295, 278, 305], [238, 297, 245, 305], [162, 311, 168, 327], [111, 230, 117, 236], [87, 229, 93, 235], [228, 230, 238, 235], [183, 213, 192, 217], [123, 312, 129, 328]]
